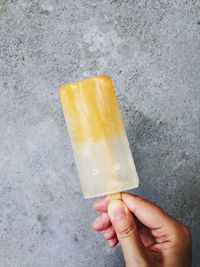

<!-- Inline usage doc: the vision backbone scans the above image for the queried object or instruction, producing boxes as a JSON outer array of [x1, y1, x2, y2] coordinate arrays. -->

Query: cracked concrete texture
[[0, 0, 200, 266]]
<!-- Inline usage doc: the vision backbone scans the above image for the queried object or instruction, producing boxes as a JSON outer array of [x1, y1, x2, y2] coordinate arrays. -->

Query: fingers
[[92, 213, 111, 231], [93, 193, 121, 212], [92, 213, 119, 247], [94, 193, 175, 230], [138, 226, 156, 248], [108, 237, 118, 247], [104, 225, 116, 240], [93, 193, 121, 213], [122, 193, 176, 229], [108, 200, 152, 267], [93, 197, 109, 213]]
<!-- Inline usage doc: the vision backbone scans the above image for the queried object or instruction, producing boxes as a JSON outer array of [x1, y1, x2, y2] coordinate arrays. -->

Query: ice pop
[[59, 75, 139, 198]]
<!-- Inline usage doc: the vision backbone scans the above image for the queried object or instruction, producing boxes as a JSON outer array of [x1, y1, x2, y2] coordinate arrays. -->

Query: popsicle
[[59, 75, 139, 198]]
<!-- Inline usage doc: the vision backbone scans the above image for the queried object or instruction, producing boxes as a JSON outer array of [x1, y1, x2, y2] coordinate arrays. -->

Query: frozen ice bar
[[59, 75, 139, 198]]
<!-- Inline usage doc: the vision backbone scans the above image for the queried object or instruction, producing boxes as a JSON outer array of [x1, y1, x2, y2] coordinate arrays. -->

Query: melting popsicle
[[59, 75, 139, 198]]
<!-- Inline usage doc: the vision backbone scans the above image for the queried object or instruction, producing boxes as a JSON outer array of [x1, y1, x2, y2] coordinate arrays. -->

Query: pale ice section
[[73, 135, 139, 198]]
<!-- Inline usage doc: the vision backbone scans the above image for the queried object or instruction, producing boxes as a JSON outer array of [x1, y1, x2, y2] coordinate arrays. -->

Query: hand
[[92, 193, 192, 267]]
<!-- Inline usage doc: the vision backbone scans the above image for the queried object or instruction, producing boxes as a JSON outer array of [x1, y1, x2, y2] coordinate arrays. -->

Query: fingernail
[[108, 200, 126, 221], [93, 215, 101, 226]]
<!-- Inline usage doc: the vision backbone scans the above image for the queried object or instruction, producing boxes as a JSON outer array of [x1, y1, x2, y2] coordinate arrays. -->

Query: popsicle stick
[[108, 192, 122, 200]]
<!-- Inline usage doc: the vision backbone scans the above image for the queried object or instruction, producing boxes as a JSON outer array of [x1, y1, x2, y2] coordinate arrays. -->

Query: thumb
[[108, 200, 151, 267]]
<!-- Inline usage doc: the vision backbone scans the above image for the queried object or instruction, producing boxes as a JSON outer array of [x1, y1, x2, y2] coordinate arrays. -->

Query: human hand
[[92, 193, 192, 267]]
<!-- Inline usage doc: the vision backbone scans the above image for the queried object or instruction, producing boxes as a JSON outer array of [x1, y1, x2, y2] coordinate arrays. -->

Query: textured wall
[[0, 0, 200, 266]]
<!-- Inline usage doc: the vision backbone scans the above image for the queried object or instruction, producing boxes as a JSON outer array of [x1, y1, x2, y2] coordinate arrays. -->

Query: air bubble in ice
[[113, 163, 121, 171], [92, 168, 100, 176]]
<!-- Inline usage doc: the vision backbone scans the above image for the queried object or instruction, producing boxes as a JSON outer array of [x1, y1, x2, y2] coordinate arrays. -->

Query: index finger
[[122, 193, 178, 229], [93, 193, 121, 212]]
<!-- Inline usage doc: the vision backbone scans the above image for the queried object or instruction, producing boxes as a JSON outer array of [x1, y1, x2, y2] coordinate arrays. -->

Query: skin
[[92, 193, 192, 267]]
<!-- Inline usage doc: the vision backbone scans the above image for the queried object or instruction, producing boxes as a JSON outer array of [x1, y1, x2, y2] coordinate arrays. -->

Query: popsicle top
[[59, 76, 124, 146]]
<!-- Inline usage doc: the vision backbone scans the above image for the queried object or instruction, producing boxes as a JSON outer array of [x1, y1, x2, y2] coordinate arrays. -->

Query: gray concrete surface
[[0, 0, 200, 266]]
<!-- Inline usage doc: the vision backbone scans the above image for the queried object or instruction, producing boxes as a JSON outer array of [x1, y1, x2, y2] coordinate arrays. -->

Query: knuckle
[[181, 224, 191, 239], [173, 222, 192, 246], [117, 222, 136, 239]]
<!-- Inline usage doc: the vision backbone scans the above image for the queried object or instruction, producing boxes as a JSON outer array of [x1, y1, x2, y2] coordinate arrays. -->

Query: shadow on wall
[[124, 106, 200, 265]]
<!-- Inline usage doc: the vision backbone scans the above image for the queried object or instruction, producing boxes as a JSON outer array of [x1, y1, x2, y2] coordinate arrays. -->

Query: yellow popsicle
[[59, 76, 123, 146], [59, 75, 139, 198]]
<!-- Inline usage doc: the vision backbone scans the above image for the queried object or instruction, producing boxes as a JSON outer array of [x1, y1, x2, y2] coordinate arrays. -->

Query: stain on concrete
[[73, 234, 79, 242]]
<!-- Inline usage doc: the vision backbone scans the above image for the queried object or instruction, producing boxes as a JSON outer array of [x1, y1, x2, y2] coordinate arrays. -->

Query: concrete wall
[[0, 0, 199, 266]]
